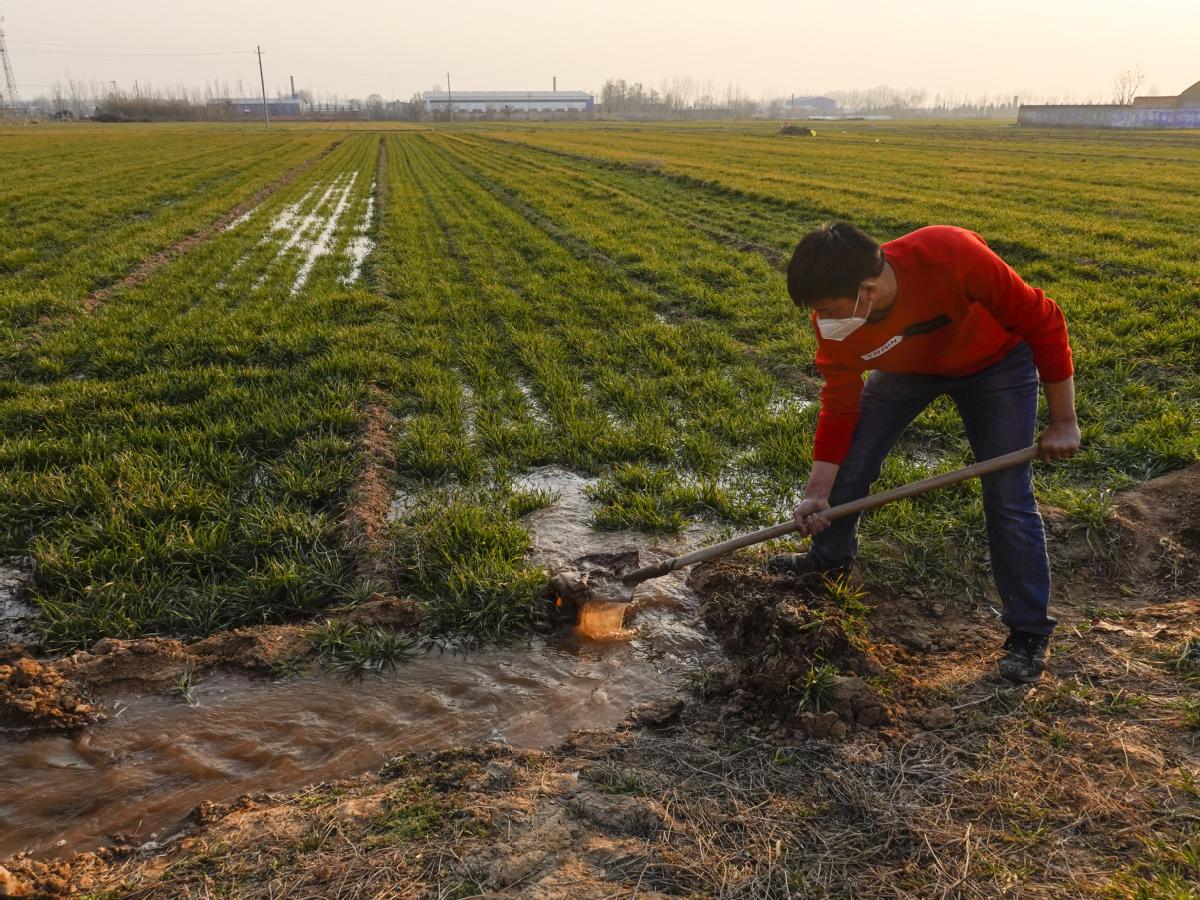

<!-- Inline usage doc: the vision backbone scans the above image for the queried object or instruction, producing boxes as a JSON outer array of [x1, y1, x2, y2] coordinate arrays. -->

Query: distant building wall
[[423, 91, 594, 116], [207, 96, 309, 118], [1017, 104, 1200, 128]]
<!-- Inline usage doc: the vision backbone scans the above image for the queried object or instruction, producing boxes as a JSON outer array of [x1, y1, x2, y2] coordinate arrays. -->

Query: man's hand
[[1040, 377, 1080, 462], [792, 497, 832, 535], [1038, 420, 1081, 461]]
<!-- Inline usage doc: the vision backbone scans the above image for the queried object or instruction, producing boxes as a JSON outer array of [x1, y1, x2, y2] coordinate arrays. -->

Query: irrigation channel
[[0, 468, 723, 859]]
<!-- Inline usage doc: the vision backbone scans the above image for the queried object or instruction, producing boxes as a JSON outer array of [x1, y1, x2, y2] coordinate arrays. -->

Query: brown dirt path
[[340, 137, 398, 584]]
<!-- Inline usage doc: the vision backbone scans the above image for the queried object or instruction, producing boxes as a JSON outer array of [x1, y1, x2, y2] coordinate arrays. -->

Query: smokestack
[[290, 75, 296, 97], [553, 76, 557, 92]]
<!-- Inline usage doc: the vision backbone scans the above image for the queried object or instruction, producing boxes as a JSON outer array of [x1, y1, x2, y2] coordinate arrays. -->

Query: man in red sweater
[[766, 222, 1081, 683]]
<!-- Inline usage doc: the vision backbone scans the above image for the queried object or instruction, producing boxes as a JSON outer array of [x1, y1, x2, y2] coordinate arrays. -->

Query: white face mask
[[816, 289, 873, 342]]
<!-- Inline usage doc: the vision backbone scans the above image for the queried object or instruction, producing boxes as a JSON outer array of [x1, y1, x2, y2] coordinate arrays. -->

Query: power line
[[10, 39, 247, 51], [270, 49, 438, 84], [11, 49, 253, 60]]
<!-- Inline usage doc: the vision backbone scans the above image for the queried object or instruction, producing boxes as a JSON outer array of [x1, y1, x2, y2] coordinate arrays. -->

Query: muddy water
[[0, 468, 721, 858], [0, 562, 39, 646]]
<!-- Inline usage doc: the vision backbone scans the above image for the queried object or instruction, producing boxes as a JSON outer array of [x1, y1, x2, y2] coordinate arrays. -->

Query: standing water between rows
[[0, 468, 722, 858]]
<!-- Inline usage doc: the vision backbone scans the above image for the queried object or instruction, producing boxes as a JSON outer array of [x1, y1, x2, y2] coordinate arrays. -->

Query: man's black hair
[[786, 221, 885, 306]]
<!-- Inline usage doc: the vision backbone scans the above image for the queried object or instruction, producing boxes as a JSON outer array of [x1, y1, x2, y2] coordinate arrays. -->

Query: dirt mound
[[1107, 462, 1200, 583], [691, 463, 1200, 741], [1041, 462, 1200, 606], [0, 657, 101, 730], [690, 561, 894, 737], [0, 846, 122, 898], [341, 592, 425, 630], [58, 594, 422, 693]]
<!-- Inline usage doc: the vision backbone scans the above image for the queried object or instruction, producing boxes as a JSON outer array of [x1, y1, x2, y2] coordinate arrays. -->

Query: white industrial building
[[207, 95, 310, 118], [423, 90, 594, 117]]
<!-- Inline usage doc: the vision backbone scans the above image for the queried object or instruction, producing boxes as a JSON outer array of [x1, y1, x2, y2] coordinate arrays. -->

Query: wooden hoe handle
[[626, 445, 1040, 584]]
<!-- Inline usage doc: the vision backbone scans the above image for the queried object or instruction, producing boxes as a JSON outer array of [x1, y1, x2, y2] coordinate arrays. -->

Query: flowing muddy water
[[0, 468, 721, 858], [0, 562, 39, 647]]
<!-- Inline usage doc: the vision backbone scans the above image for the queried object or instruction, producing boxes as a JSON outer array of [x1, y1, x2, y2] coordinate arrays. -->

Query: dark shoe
[[998, 630, 1049, 683], [764, 552, 851, 581]]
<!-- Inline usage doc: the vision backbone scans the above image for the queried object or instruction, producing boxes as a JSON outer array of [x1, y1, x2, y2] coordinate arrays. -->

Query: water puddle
[[514, 376, 550, 425], [283, 173, 358, 294], [0, 467, 721, 859], [767, 394, 816, 416], [0, 562, 40, 646], [218, 172, 373, 295], [221, 206, 257, 233], [340, 186, 376, 286]]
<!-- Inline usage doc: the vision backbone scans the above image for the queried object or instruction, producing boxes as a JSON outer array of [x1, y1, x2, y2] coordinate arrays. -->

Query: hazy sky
[[7, 0, 1199, 102]]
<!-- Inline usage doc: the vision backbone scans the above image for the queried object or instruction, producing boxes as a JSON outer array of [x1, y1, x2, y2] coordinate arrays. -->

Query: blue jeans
[[810, 342, 1055, 636]]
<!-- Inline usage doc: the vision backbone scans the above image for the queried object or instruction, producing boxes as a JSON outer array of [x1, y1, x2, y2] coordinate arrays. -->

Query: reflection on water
[[0, 466, 721, 858], [576, 601, 633, 640]]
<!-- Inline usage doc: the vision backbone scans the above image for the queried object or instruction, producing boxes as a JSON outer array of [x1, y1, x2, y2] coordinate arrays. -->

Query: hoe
[[551, 445, 1039, 613]]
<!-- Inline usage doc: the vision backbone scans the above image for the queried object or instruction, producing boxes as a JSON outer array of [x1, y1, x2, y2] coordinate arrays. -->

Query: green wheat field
[[2, 120, 1197, 648]]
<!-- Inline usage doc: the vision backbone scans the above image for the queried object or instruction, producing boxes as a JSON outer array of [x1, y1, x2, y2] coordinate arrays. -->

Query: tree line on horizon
[[10, 73, 1126, 123]]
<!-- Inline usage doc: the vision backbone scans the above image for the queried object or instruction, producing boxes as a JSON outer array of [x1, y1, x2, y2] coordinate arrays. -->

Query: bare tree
[[1112, 66, 1145, 105]]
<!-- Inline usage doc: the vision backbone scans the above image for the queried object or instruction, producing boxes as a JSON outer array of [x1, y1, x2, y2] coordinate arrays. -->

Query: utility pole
[[446, 72, 453, 123], [527, 91, 532, 121], [552, 75, 556, 92], [257, 45, 270, 130], [290, 74, 295, 97]]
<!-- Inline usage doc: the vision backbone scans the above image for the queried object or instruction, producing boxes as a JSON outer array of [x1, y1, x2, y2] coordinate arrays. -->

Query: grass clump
[[1171, 636, 1200, 679], [588, 463, 765, 532], [1177, 697, 1200, 732], [1043, 484, 1116, 547], [308, 619, 416, 673], [794, 663, 839, 713], [389, 494, 546, 640], [506, 486, 557, 518]]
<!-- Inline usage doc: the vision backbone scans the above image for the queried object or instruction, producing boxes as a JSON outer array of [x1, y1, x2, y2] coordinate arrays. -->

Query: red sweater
[[812, 226, 1073, 464]]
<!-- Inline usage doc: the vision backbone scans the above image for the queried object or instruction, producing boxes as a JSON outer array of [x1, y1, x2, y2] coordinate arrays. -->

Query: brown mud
[[5, 592, 1197, 897], [342, 391, 400, 583], [0, 658, 99, 731], [0, 594, 421, 731], [1, 466, 1197, 895]]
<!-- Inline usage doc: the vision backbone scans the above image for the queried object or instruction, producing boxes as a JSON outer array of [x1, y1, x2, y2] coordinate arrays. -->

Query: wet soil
[[7, 587, 1197, 898], [342, 391, 400, 582], [0, 657, 99, 731], [1, 465, 1196, 893], [0, 563, 40, 648], [0, 466, 721, 860]]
